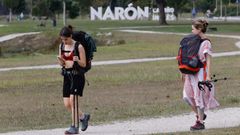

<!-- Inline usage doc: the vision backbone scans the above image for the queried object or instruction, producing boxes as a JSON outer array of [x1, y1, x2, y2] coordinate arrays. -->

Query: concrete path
[[0, 32, 40, 43], [118, 29, 240, 48], [0, 50, 240, 72], [0, 107, 240, 135], [0, 24, 7, 27]]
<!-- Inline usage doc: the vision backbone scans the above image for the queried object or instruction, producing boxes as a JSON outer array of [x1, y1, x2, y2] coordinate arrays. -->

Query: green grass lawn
[[0, 19, 240, 133], [1, 19, 240, 35], [0, 31, 239, 68], [0, 56, 239, 133]]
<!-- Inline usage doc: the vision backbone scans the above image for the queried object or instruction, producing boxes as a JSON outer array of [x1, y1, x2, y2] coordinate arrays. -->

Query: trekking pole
[[75, 89, 79, 129], [198, 75, 227, 92], [72, 61, 79, 129], [73, 90, 76, 128], [72, 89, 79, 134]]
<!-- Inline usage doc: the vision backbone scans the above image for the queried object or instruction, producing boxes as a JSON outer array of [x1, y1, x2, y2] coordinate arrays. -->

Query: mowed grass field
[[0, 19, 240, 134], [0, 56, 239, 133]]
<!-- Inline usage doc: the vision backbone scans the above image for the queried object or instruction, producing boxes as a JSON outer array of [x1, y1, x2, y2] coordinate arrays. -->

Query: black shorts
[[63, 71, 85, 97]]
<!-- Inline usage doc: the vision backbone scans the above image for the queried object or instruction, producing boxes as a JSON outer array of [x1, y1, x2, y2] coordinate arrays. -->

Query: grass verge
[[0, 56, 239, 133]]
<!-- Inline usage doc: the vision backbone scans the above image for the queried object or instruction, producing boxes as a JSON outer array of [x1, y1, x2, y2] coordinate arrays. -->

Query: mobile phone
[[57, 56, 65, 63]]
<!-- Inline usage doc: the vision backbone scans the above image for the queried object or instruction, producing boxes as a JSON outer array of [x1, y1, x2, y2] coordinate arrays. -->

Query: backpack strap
[[72, 42, 87, 74], [60, 43, 71, 53], [200, 38, 210, 44], [73, 42, 80, 58], [198, 38, 211, 68]]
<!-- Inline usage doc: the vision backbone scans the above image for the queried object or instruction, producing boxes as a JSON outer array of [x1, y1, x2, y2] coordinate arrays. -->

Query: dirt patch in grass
[[0, 34, 59, 57]]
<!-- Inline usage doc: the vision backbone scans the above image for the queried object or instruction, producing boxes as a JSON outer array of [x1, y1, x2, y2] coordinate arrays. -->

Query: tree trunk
[[30, 0, 32, 18], [110, 0, 117, 11], [158, 2, 167, 25]]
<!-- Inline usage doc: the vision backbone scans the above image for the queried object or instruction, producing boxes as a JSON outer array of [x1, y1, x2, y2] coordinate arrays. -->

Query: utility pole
[[237, 0, 239, 16], [63, 0, 66, 26], [220, 0, 223, 18], [224, 5, 227, 21], [215, 0, 218, 11]]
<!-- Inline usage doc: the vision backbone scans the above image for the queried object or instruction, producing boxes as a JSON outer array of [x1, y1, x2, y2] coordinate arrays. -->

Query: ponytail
[[59, 25, 74, 37]]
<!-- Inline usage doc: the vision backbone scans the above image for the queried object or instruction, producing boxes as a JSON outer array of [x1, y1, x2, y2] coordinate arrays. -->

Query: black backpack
[[61, 31, 96, 73], [177, 34, 208, 74]]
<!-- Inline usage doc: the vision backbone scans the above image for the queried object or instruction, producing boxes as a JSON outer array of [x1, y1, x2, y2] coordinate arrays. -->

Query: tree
[[196, 0, 215, 14], [25, 0, 33, 17], [49, 0, 62, 16], [76, 0, 91, 15], [3, 0, 21, 22], [91, 0, 109, 7], [110, 0, 117, 11], [32, 0, 49, 17], [167, 0, 188, 20], [156, 0, 167, 25], [68, 1, 80, 19], [14, 0, 26, 14], [62, 0, 81, 25], [131, 0, 151, 7]]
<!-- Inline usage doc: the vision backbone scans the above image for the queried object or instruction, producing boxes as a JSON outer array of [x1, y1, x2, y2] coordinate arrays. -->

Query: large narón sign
[[90, 6, 175, 21]]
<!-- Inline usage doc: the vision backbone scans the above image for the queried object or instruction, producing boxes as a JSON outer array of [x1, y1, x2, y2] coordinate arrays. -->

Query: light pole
[[237, 0, 239, 16], [63, 0, 66, 26], [220, 0, 223, 18], [216, 0, 218, 11], [214, 0, 218, 15]]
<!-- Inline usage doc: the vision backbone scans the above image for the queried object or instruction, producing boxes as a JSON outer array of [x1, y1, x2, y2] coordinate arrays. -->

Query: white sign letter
[[124, 7, 137, 20], [90, 7, 102, 20], [115, 7, 125, 20], [103, 7, 115, 20], [137, 6, 149, 20]]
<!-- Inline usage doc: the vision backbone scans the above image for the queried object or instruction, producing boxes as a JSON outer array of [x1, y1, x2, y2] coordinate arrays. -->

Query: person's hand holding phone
[[57, 56, 65, 66]]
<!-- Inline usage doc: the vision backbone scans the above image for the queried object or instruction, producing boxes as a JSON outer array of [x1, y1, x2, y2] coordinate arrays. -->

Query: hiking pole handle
[[198, 81, 213, 91]]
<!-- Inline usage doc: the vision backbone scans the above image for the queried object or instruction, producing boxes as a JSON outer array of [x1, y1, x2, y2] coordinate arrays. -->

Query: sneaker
[[190, 121, 205, 131], [64, 126, 79, 134], [196, 114, 207, 121], [80, 113, 90, 131]]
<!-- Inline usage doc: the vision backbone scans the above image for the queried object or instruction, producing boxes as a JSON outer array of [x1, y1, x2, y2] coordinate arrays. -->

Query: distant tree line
[[0, 0, 238, 23]]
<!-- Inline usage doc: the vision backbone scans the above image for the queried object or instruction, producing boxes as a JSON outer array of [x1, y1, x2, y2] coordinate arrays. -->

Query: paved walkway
[[0, 24, 7, 27], [0, 50, 240, 72], [119, 29, 240, 55], [1, 107, 240, 135], [0, 32, 40, 43]]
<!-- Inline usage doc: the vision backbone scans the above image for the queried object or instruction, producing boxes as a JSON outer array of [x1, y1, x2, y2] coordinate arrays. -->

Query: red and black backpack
[[177, 34, 208, 74]]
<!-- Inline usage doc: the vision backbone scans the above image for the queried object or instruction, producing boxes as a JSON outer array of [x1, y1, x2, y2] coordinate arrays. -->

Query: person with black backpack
[[57, 25, 90, 134], [178, 19, 219, 131]]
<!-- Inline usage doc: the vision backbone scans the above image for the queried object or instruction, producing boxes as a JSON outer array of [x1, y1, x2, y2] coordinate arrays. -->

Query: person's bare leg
[[63, 98, 71, 111], [197, 107, 204, 123], [191, 105, 198, 115]]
